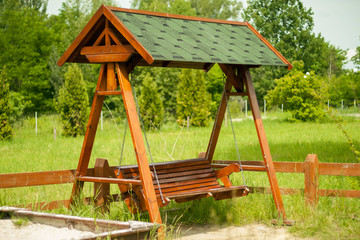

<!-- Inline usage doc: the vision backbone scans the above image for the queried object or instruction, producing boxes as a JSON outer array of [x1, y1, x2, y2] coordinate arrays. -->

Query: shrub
[[177, 69, 211, 126], [56, 64, 89, 136], [266, 61, 327, 121], [0, 67, 14, 140], [138, 73, 164, 130]]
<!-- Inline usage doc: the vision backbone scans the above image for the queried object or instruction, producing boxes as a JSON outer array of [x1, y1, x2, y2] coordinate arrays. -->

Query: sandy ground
[[0, 219, 96, 240], [0, 219, 307, 240], [176, 224, 306, 240]]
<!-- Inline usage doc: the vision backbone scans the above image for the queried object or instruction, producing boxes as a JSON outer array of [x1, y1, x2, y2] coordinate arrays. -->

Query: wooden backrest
[[119, 158, 221, 196]]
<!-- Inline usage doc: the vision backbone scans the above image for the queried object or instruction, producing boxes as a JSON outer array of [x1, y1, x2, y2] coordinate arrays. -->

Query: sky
[[47, 0, 360, 70]]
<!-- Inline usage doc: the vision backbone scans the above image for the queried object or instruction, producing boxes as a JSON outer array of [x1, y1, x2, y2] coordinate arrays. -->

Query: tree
[[56, 64, 89, 137], [177, 69, 211, 126], [204, 64, 225, 116], [243, 0, 346, 101], [352, 46, 360, 70], [0, 67, 14, 140], [138, 73, 164, 129], [266, 61, 327, 121], [0, 0, 55, 113]]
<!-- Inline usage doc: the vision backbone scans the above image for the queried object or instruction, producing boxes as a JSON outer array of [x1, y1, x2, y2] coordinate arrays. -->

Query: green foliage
[[139, 73, 164, 129], [133, 67, 180, 120], [243, 0, 346, 100], [56, 64, 89, 137], [132, 0, 242, 19], [189, 0, 242, 19], [352, 46, 360, 70], [177, 69, 211, 126], [0, 67, 14, 140], [328, 72, 360, 107], [204, 64, 225, 116], [266, 61, 327, 121], [0, 0, 55, 113]]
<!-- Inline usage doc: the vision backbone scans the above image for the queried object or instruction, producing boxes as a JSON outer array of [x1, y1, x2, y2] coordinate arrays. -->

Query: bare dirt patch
[[176, 224, 308, 240]]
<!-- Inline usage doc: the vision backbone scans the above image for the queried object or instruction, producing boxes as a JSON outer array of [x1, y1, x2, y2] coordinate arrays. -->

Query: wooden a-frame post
[[69, 62, 163, 236], [206, 64, 287, 220]]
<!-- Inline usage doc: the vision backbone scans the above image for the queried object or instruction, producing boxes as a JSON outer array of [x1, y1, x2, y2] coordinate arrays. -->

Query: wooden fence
[[0, 154, 359, 210]]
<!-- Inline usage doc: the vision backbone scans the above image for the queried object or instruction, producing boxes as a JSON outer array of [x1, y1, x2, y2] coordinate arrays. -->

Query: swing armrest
[[214, 163, 241, 179], [214, 163, 241, 188]]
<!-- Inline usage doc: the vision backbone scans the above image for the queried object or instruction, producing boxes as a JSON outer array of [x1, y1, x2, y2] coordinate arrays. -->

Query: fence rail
[[0, 154, 359, 209]]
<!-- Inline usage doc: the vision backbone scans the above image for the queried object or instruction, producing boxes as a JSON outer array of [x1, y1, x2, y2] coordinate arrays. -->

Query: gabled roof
[[58, 5, 292, 70]]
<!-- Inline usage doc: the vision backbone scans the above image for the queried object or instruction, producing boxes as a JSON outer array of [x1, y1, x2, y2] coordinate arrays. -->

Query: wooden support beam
[[96, 90, 122, 96], [115, 63, 163, 237], [81, 45, 135, 55], [240, 65, 287, 220], [219, 64, 243, 92], [94, 158, 110, 213], [78, 176, 141, 185], [107, 62, 117, 91], [226, 92, 247, 96], [205, 75, 232, 162], [85, 53, 132, 63], [70, 64, 106, 206], [304, 154, 319, 206]]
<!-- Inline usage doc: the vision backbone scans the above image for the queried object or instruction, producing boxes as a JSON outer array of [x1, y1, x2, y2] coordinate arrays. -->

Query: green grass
[[0, 110, 360, 239]]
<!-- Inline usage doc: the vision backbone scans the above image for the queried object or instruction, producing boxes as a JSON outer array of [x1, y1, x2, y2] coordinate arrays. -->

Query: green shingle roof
[[112, 10, 287, 67]]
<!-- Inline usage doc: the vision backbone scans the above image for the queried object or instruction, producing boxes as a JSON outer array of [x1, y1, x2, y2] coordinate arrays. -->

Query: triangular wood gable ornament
[[58, 5, 293, 237]]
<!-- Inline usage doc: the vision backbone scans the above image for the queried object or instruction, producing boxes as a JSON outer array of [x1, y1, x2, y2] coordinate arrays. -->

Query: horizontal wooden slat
[[157, 181, 219, 194], [248, 187, 302, 195], [213, 160, 304, 173], [0, 169, 88, 189], [212, 164, 266, 172], [117, 158, 208, 172], [318, 163, 360, 176], [81, 45, 135, 55], [96, 90, 122, 96], [156, 168, 214, 180], [226, 92, 247, 96], [318, 189, 360, 198], [85, 53, 132, 63], [77, 176, 141, 185], [154, 178, 218, 190], [122, 164, 212, 179], [157, 173, 215, 184]]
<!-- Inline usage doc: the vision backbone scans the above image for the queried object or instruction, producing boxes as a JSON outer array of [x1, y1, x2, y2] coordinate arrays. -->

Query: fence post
[[245, 100, 247, 118], [35, 112, 38, 135], [264, 99, 266, 117], [94, 158, 111, 213], [101, 111, 103, 131], [341, 99, 344, 110], [304, 154, 319, 206]]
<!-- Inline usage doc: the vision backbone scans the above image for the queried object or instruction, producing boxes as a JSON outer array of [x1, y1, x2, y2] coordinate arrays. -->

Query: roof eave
[[245, 22, 293, 70], [57, 5, 154, 67]]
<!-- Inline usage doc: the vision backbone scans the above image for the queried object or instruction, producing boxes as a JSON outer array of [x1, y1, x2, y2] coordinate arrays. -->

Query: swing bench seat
[[115, 158, 249, 213]]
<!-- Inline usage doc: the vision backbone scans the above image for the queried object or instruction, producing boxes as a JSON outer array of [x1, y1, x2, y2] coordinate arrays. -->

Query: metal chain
[[103, 102, 128, 175], [117, 120, 128, 175], [222, 74, 247, 186], [130, 73, 166, 204]]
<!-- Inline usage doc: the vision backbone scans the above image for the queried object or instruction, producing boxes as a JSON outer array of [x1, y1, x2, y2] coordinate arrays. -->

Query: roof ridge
[[106, 6, 247, 26]]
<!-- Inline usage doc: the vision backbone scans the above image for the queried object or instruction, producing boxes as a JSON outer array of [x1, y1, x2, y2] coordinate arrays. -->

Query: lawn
[[0, 110, 359, 239]]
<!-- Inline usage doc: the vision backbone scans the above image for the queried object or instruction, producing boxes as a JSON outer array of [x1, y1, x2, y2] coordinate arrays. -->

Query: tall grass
[[0, 110, 359, 239]]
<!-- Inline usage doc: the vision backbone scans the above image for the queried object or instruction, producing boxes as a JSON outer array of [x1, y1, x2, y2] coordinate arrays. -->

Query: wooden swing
[[57, 5, 293, 234]]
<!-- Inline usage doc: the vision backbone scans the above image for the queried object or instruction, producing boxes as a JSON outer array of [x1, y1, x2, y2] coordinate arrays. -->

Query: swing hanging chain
[[117, 119, 128, 175], [222, 74, 247, 187], [103, 101, 128, 176], [130, 73, 166, 204]]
